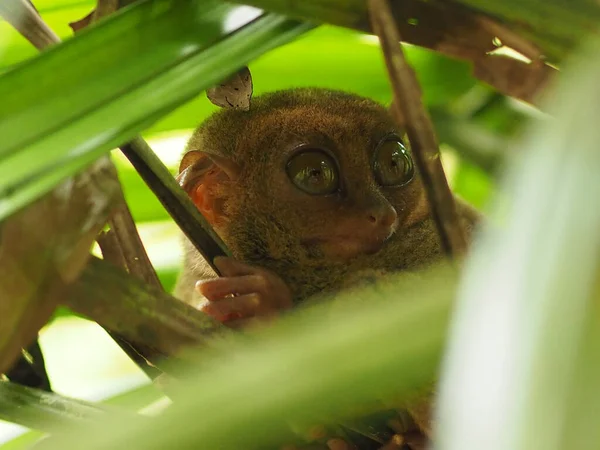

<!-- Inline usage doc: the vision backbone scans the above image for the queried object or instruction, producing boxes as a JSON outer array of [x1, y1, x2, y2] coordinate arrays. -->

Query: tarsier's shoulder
[[454, 196, 484, 239]]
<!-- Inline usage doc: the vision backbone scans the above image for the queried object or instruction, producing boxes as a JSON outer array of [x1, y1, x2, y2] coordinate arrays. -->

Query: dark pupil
[[376, 140, 414, 186], [287, 150, 338, 195], [388, 151, 402, 173]]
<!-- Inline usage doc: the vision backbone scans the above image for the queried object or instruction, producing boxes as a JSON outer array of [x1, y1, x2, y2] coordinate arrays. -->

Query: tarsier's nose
[[366, 203, 398, 230]]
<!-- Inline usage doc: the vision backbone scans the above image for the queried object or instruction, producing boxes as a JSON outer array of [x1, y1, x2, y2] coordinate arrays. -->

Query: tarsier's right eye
[[286, 150, 339, 195]]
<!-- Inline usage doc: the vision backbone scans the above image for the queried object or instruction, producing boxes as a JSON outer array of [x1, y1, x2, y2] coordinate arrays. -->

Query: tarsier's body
[[175, 88, 478, 317], [173, 88, 479, 449]]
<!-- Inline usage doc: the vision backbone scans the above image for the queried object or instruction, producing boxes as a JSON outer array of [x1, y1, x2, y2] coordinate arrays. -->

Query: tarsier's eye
[[286, 150, 339, 195], [374, 138, 414, 187]]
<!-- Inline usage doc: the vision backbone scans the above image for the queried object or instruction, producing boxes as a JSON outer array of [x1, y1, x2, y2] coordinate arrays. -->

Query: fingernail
[[201, 304, 224, 321], [327, 438, 350, 450], [224, 311, 243, 321]]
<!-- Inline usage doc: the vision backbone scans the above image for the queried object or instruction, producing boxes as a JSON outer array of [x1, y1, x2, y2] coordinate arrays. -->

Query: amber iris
[[286, 150, 339, 195]]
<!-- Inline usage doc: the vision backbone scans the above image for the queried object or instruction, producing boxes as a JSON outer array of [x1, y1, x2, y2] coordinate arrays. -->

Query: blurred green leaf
[[148, 29, 478, 135], [0, 381, 141, 432], [0, 0, 311, 221], [0, 383, 163, 449], [24, 265, 457, 450], [436, 33, 600, 450], [449, 158, 494, 209], [0, 430, 44, 450], [0, 1, 95, 66]]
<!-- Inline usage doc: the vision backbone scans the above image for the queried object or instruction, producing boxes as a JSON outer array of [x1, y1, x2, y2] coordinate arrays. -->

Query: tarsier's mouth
[[302, 231, 393, 260]]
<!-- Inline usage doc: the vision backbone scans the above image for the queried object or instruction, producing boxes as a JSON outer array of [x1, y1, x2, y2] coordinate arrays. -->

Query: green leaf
[[0, 383, 163, 449], [0, 381, 142, 432], [0, 0, 311, 220], [436, 34, 600, 450], [20, 265, 457, 450]]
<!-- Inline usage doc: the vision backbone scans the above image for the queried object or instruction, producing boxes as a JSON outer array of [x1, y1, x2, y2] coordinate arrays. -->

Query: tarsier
[[174, 87, 480, 448]]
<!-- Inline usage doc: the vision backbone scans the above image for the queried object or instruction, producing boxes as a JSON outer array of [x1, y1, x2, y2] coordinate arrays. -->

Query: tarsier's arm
[[174, 151, 480, 328], [173, 149, 294, 328], [173, 114, 482, 328]]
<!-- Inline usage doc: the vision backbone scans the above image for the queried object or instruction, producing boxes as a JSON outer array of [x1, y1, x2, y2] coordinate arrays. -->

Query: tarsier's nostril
[[368, 214, 377, 223]]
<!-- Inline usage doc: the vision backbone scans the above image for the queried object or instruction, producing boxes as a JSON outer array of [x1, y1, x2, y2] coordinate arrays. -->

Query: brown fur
[[174, 88, 479, 306]]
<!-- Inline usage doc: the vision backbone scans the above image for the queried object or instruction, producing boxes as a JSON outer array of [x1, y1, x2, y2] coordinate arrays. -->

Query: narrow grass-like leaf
[[0, 383, 163, 450], [0, 0, 311, 220], [23, 265, 457, 449], [0, 381, 142, 432], [436, 34, 600, 450]]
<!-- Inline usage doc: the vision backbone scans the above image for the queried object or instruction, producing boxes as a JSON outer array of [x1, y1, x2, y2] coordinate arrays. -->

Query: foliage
[[0, 0, 598, 449]]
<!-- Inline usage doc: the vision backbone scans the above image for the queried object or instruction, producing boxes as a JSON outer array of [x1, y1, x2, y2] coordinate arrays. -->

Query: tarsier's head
[[179, 88, 443, 301]]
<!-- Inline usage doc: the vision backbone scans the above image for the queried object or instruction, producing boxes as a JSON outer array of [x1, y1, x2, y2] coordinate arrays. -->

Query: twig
[[0, 0, 59, 49], [368, 0, 467, 258], [96, 230, 127, 269], [5, 340, 51, 391], [108, 203, 163, 290], [120, 138, 229, 273]]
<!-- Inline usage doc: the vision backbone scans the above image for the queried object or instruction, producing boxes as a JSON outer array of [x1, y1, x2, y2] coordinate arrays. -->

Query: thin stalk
[[368, 0, 467, 258]]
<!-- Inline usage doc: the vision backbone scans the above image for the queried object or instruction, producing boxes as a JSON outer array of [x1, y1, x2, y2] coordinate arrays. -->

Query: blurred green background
[[0, 1, 536, 445]]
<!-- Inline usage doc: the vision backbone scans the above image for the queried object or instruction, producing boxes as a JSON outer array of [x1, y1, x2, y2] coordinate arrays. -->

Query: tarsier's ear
[[176, 150, 240, 225]]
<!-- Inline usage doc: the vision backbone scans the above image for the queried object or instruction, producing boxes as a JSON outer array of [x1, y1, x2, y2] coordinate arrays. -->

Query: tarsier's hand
[[196, 256, 293, 328]]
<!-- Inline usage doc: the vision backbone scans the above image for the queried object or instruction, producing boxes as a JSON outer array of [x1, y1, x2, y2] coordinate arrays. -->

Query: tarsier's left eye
[[374, 138, 414, 187], [286, 149, 339, 195]]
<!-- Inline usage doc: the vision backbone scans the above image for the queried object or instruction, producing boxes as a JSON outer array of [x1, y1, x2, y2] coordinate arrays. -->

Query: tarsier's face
[[276, 132, 417, 261], [190, 88, 441, 299]]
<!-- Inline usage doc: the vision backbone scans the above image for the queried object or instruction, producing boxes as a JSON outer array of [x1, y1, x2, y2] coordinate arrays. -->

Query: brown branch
[[368, 0, 467, 258], [96, 230, 127, 269], [242, 0, 557, 107], [108, 203, 163, 290], [64, 257, 231, 361]]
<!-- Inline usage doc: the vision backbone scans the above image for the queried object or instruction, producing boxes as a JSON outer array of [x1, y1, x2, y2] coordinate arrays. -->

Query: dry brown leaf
[[68, 11, 94, 33], [68, 0, 119, 33], [473, 55, 553, 105], [207, 66, 253, 111], [0, 157, 120, 374]]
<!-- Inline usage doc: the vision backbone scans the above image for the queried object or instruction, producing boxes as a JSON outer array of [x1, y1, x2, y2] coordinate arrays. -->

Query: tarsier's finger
[[201, 293, 269, 321], [326, 438, 355, 450], [378, 434, 407, 450], [213, 256, 262, 277], [196, 275, 264, 300]]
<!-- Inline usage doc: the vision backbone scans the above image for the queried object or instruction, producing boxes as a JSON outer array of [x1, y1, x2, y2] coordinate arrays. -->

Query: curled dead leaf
[[207, 66, 253, 111]]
